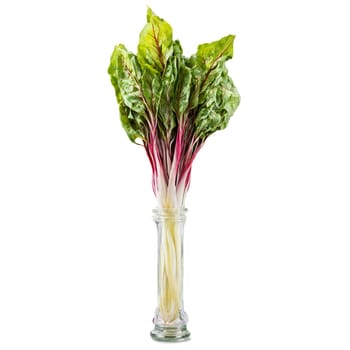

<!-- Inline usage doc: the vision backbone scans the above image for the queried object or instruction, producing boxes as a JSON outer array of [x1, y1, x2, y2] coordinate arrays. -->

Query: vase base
[[150, 325, 190, 342]]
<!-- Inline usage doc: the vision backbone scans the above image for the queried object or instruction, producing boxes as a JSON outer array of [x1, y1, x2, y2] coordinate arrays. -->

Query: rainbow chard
[[108, 8, 240, 339]]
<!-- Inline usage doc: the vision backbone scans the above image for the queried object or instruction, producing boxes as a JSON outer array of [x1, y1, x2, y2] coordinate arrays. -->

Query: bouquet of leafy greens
[[108, 8, 240, 210], [108, 8, 240, 326]]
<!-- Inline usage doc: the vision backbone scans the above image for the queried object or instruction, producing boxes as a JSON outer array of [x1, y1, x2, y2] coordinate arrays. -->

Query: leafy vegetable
[[108, 8, 240, 324], [108, 8, 239, 208]]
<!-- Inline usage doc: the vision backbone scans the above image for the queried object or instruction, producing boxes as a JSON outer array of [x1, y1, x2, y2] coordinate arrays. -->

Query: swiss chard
[[108, 8, 240, 208], [108, 8, 240, 324]]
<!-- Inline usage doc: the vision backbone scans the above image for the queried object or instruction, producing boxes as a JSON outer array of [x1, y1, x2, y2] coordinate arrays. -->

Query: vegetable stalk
[[155, 210, 184, 323]]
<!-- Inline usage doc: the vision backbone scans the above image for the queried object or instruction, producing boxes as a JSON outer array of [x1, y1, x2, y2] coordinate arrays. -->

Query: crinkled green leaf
[[186, 35, 240, 139], [108, 44, 145, 115], [188, 35, 236, 109], [195, 64, 240, 139], [157, 56, 177, 138], [170, 41, 191, 117], [175, 64, 191, 117], [119, 103, 144, 143], [196, 34, 235, 71], [187, 64, 201, 110], [108, 44, 147, 143], [198, 61, 226, 105], [108, 48, 123, 105], [140, 65, 162, 115], [137, 8, 173, 73]]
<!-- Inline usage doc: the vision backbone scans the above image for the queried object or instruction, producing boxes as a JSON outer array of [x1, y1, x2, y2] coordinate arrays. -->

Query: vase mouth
[[153, 207, 187, 221]]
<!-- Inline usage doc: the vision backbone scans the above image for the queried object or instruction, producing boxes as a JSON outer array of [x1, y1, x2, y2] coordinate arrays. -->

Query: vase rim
[[152, 207, 188, 220]]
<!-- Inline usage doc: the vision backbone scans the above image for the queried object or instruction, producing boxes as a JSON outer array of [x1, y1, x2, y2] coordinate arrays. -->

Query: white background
[[0, 0, 349, 349]]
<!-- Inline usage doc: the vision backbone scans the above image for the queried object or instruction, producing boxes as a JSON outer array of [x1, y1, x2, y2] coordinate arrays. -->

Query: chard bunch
[[108, 8, 240, 210], [108, 8, 240, 324]]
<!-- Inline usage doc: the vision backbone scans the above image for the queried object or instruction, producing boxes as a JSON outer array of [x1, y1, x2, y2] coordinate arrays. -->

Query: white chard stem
[[158, 213, 183, 323]]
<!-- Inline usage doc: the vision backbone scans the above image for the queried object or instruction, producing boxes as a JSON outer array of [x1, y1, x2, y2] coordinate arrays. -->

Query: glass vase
[[150, 208, 190, 342]]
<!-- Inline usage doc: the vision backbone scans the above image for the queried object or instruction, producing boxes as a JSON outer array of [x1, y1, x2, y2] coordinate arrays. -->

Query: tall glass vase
[[150, 208, 190, 342]]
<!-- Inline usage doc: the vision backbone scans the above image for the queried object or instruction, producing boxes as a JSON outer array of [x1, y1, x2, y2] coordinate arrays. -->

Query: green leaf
[[171, 41, 191, 118], [176, 64, 192, 116], [188, 34, 236, 98], [198, 61, 226, 105], [219, 75, 240, 118], [140, 66, 162, 115], [195, 66, 240, 139], [108, 48, 123, 105], [185, 34, 239, 139], [157, 55, 177, 138], [137, 8, 173, 73], [119, 103, 144, 143], [108, 44, 148, 143], [156, 40, 191, 136], [108, 44, 145, 115], [187, 64, 201, 110], [196, 34, 235, 71]]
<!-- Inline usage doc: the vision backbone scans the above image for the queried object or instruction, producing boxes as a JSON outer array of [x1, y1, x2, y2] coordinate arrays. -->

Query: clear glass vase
[[150, 208, 190, 342]]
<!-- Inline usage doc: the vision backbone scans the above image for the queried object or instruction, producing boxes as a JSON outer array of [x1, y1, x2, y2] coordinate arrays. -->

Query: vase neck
[[153, 208, 187, 222], [153, 207, 187, 326]]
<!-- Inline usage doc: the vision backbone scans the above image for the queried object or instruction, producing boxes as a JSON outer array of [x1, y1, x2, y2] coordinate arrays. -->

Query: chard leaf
[[108, 44, 145, 115], [188, 35, 236, 105], [158, 56, 177, 137], [108, 44, 147, 143], [140, 66, 162, 114], [176, 64, 191, 117], [196, 34, 235, 71], [195, 66, 240, 139], [137, 8, 173, 73], [171, 41, 191, 117], [119, 103, 144, 143], [187, 64, 202, 110], [198, 61, 226, 105], [187, 34, 240, 139], [108, 48, 123, 105]]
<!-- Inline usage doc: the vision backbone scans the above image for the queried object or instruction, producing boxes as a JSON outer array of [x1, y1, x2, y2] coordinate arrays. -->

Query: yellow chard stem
[[158, 217, 183, 323]]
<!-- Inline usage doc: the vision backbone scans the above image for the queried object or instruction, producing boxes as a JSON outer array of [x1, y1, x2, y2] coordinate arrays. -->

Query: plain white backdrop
[[0, 0, 349, 349]]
